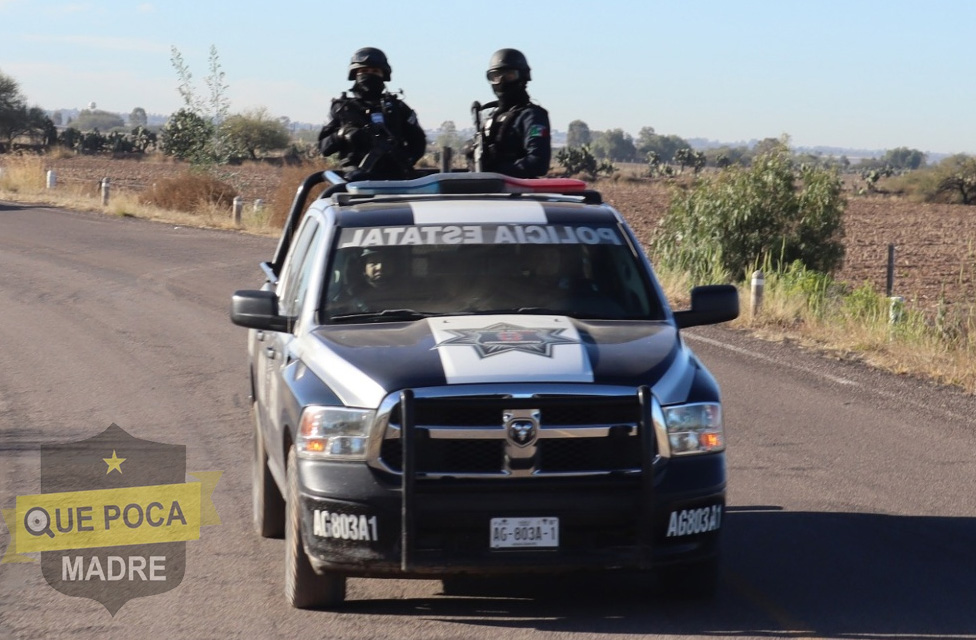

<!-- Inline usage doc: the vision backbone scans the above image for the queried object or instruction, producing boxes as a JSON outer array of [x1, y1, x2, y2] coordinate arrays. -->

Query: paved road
[[1, 201, 975, 639]]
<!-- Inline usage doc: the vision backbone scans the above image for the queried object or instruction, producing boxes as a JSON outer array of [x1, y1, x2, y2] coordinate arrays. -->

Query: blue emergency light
[[346, 172, 588, 196]]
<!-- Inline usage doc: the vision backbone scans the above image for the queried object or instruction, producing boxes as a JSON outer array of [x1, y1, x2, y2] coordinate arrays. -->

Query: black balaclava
[[493, 81, 529, 111], [354, 74, 385, 100]]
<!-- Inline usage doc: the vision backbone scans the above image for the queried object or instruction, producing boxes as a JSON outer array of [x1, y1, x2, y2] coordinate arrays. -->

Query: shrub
[[887, 155, 976, 205], [268, 159, 336, 229], [555, 145, 598, 178], [653, 147, 846, 284], [139, 171, 237, 213], [0, 154, 45, 191], [159, 109, 214, 163]]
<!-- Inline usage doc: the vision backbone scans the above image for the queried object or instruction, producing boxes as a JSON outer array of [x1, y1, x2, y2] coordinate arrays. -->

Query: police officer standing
[[318, 47, 427, 180], [468, 49, 551, 178]]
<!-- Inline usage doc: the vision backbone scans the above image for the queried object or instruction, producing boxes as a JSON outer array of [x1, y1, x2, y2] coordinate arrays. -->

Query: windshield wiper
[[514, 307, 569, 315], [453, 307, 573, 317], [329, 309, 430, 323]]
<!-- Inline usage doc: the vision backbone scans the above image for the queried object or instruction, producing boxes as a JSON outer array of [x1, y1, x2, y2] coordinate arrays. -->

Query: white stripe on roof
[[409, 199, 547, 224]]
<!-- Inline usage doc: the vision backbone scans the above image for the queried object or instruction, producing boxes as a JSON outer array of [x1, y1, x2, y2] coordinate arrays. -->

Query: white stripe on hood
[[428, 315, 594, 385]]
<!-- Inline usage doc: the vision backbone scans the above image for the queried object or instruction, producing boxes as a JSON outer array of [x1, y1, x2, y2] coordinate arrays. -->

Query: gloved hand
[[339, 125, 367, 147], [345, 168, 369, 182]]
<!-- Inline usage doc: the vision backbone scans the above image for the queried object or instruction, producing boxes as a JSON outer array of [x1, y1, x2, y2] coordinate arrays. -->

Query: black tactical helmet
[[348, 47, 391, 81], [487, 48, 531, 82]]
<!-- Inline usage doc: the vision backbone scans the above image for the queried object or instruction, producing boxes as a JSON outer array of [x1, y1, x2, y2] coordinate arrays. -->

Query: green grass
[[656, 261, 975, 394]]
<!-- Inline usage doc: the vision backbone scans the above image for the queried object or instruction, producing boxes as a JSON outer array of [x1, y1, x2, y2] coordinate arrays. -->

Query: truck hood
[[299, 314, 695, 408]]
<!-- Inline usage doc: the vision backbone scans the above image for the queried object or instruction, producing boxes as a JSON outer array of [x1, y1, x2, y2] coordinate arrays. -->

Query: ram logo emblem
[[504, 409, 540, 449]]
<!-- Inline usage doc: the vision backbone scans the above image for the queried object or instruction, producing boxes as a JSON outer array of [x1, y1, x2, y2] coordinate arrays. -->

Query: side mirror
[[673, 284, 740, 329], [230, 290, 292, 332]]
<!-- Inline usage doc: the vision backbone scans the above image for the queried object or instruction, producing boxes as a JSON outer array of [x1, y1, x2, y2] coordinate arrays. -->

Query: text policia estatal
[[339, 224, 624, 248]]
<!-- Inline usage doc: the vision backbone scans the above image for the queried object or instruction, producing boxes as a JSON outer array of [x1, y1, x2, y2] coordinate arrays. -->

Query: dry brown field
[[26, 155, 976, 315]]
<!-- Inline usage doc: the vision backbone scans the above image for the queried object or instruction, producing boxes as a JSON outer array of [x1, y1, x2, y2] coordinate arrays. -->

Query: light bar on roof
[[346, 172, 588, 196]]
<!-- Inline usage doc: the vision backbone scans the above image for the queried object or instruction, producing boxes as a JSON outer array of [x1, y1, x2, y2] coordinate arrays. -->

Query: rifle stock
[[471, 100, 497, 172]]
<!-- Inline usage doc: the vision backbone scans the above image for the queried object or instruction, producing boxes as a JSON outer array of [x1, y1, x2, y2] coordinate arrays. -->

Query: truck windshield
[[322, 223, 664, 322]]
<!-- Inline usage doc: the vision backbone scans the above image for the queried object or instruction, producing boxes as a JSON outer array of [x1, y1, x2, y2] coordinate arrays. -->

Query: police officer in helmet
[[467, 48, 551, 178], [318, 47, 427, 180]]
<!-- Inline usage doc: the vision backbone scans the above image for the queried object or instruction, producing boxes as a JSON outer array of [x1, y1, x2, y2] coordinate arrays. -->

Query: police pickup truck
[[231, 171, 738, 609]]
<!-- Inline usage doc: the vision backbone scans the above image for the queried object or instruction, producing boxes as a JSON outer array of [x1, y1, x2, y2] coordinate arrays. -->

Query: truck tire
[[252, 405, 285, 538], [284, 447, 347, 609]]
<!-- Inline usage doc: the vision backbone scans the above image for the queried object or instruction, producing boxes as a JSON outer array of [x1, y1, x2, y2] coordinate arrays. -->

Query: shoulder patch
[[528, 124, 550, 139]]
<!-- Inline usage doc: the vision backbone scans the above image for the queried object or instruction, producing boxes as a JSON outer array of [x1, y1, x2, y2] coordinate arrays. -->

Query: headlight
[[662, 402, 724, 455], [297, 407, 375, 461]]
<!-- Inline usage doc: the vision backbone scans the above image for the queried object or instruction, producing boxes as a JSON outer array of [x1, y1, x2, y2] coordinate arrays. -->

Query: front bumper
[[297, 454, 725, 578]]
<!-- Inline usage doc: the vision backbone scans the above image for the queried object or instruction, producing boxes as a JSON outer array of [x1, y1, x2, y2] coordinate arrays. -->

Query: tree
[[169, 45, 231, 164], [635, 127, 690, 163], [704, 145, 748, 168], [434, 120, 464, 153], [220, 107, 291, 160], [0, 71, 54, 151], [566, 120, 591, 148], [655, 146, 845, 282], [73, 109, 125, 132], [590, 128, 637, 162], [129, 107, 148, 128], [934, 154, 976, 205], [0, 70, 20, 113], [882, 147, 926, 171], [58, 127, 83, 150], [752, 136, 789, 158], [0, 70, 27, 149], [160, 108, 214, 162]]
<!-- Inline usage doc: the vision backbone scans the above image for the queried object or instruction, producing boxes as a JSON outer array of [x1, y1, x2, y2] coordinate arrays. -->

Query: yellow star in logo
[[103, 450, 126, 474]]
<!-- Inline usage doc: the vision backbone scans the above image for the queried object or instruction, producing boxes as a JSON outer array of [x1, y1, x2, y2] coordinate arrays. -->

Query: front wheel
[[284, 447, 347, 609]]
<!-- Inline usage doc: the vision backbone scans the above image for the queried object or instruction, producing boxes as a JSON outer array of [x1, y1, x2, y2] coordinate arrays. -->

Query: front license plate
[[490, 517, 559, 549]]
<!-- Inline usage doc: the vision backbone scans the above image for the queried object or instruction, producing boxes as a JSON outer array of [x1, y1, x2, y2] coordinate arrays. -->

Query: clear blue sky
[[2, 0, 974, 154]]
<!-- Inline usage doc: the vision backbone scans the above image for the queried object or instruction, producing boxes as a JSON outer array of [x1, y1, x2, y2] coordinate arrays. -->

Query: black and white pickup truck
[[231, 171, 739, 608]]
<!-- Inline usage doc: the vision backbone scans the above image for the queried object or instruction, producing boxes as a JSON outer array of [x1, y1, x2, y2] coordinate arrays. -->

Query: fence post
[[46, 170, 57, 189], [100, 178, 110, 205], [888, 296, 905, 326], [232, 196, 243, 224], [253, 198, 264, 214], [440, 146, 453, 173], [750, 270, 765, 317], [885, 244, 895, 297]]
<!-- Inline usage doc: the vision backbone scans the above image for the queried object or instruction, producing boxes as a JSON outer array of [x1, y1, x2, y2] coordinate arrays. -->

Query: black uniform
[[318, 88, 426, 181], [478, 95, 551, 178], [468, 49, 551, 178]]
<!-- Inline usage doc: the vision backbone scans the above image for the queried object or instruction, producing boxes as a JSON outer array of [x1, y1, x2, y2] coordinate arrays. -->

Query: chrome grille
[[377, 393, 648, 478]]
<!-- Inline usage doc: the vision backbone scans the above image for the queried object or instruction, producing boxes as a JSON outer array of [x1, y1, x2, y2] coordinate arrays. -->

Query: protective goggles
[[355, 67, 385, 78], [487, 68, 520, 84]]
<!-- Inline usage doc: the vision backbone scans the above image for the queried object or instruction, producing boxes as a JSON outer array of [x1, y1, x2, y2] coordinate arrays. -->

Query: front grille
[[378, 394, 648, 477], [398, 401, 640, 427], [381, 439, 504, 474]]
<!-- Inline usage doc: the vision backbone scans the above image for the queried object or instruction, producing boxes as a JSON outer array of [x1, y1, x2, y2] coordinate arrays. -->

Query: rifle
[[470, 100, 497, 172], [344, 95, 411, 180]]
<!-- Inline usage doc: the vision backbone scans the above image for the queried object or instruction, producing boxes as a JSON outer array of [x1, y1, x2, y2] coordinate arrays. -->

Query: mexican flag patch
[[528, 124, 550, 138]]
